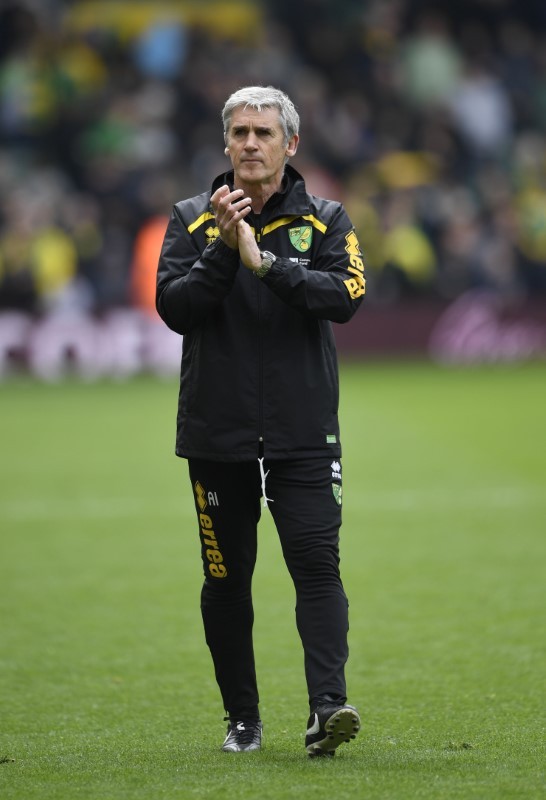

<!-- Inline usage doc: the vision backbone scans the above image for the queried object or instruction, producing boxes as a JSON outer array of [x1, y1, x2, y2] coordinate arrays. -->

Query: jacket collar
[[210, 164, 310, 218]]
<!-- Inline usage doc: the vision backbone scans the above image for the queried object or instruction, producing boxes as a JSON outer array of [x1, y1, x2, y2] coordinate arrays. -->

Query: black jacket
[[156, 165, 365, 462]]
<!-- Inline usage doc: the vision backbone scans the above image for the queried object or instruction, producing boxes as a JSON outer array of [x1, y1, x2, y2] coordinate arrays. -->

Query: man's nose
[[243, 134, 258, 149]]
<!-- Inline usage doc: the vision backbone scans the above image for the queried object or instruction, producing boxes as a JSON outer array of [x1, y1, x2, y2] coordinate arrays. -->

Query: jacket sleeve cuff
[[204, 237, 239, 265]]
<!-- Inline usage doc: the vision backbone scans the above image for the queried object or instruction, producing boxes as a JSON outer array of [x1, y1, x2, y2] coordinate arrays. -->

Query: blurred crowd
[[1, 0, 546, 318]]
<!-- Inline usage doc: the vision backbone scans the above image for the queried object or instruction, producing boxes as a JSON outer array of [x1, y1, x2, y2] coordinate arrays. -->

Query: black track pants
[[187, 457, 349, 718]]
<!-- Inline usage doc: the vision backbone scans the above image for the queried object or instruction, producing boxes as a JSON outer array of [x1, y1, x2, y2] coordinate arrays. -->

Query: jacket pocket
[[321, 326, 339, 414], [180, 330, 200, 412]]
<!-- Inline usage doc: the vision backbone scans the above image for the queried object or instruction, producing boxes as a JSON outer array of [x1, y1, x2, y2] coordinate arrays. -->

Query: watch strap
[[255, 251, 275, 278]]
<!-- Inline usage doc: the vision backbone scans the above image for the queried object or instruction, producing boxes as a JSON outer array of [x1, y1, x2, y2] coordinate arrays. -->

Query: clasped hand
[[211, 185, 261, 271]]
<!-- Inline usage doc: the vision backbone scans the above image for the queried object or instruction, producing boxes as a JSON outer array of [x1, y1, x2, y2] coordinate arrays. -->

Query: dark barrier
[[0, 292, 545, 380], [334, 291, 546, 363]]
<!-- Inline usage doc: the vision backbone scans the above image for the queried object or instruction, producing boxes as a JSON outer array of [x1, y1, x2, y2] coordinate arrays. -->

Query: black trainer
[[222, 718, 263, 752], [305, 704, 361, 757]]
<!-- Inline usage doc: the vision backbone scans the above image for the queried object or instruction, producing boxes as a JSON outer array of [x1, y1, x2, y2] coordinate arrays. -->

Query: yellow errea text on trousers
[[200, 513, 227, 578]]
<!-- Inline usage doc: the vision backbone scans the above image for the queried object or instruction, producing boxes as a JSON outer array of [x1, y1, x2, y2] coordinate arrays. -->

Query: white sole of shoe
[[306, 707, 361, 757]]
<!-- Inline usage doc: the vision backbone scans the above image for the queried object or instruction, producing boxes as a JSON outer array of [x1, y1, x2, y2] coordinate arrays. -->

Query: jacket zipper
[[255, 223, 264, 455]]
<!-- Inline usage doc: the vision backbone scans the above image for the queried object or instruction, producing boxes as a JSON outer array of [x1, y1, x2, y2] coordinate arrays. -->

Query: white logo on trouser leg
[[258, 457, 273, 508]]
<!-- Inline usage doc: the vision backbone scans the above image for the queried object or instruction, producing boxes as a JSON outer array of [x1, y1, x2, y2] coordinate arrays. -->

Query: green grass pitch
[[0, 361, 544, 799]]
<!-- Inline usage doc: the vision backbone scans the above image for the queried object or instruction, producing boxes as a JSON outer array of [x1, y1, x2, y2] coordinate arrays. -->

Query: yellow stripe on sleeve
[[260, 214, 328, 237], [301, 214, 327, 234], [188, 212, 216, 235]]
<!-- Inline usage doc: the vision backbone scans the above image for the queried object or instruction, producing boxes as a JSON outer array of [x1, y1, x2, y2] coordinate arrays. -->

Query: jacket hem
[[175, 446, 342, 461]]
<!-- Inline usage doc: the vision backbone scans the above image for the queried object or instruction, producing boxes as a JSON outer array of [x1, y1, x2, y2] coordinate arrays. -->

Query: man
[[156, 86, 365, 757]]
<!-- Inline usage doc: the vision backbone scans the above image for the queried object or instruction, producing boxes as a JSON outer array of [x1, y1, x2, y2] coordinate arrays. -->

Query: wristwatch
[[255, 250, 276, 278]]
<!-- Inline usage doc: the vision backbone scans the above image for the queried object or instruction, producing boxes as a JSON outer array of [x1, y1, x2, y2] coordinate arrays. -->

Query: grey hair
[[222, 86, 300, 145]]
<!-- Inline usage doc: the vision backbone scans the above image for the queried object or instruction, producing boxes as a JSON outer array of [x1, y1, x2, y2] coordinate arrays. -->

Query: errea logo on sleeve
[[343, 230, 366, 299], [345, 231, 361, 256]]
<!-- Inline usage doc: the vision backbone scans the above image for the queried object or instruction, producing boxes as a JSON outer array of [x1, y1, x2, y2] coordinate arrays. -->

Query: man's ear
[[286, 134, 299, 158]]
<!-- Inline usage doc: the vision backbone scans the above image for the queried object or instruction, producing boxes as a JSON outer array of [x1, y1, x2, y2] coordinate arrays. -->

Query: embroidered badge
[[332, 483, 343, 506], [289, 226, 312, 252]]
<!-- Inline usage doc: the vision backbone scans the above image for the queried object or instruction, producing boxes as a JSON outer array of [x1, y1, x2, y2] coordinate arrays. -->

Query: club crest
[[332, 483, 342, 506], [289, 226, 312, 252]]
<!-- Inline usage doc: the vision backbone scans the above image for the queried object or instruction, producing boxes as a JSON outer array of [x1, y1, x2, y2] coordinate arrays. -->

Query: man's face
[[225, 106, 298, 189]]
